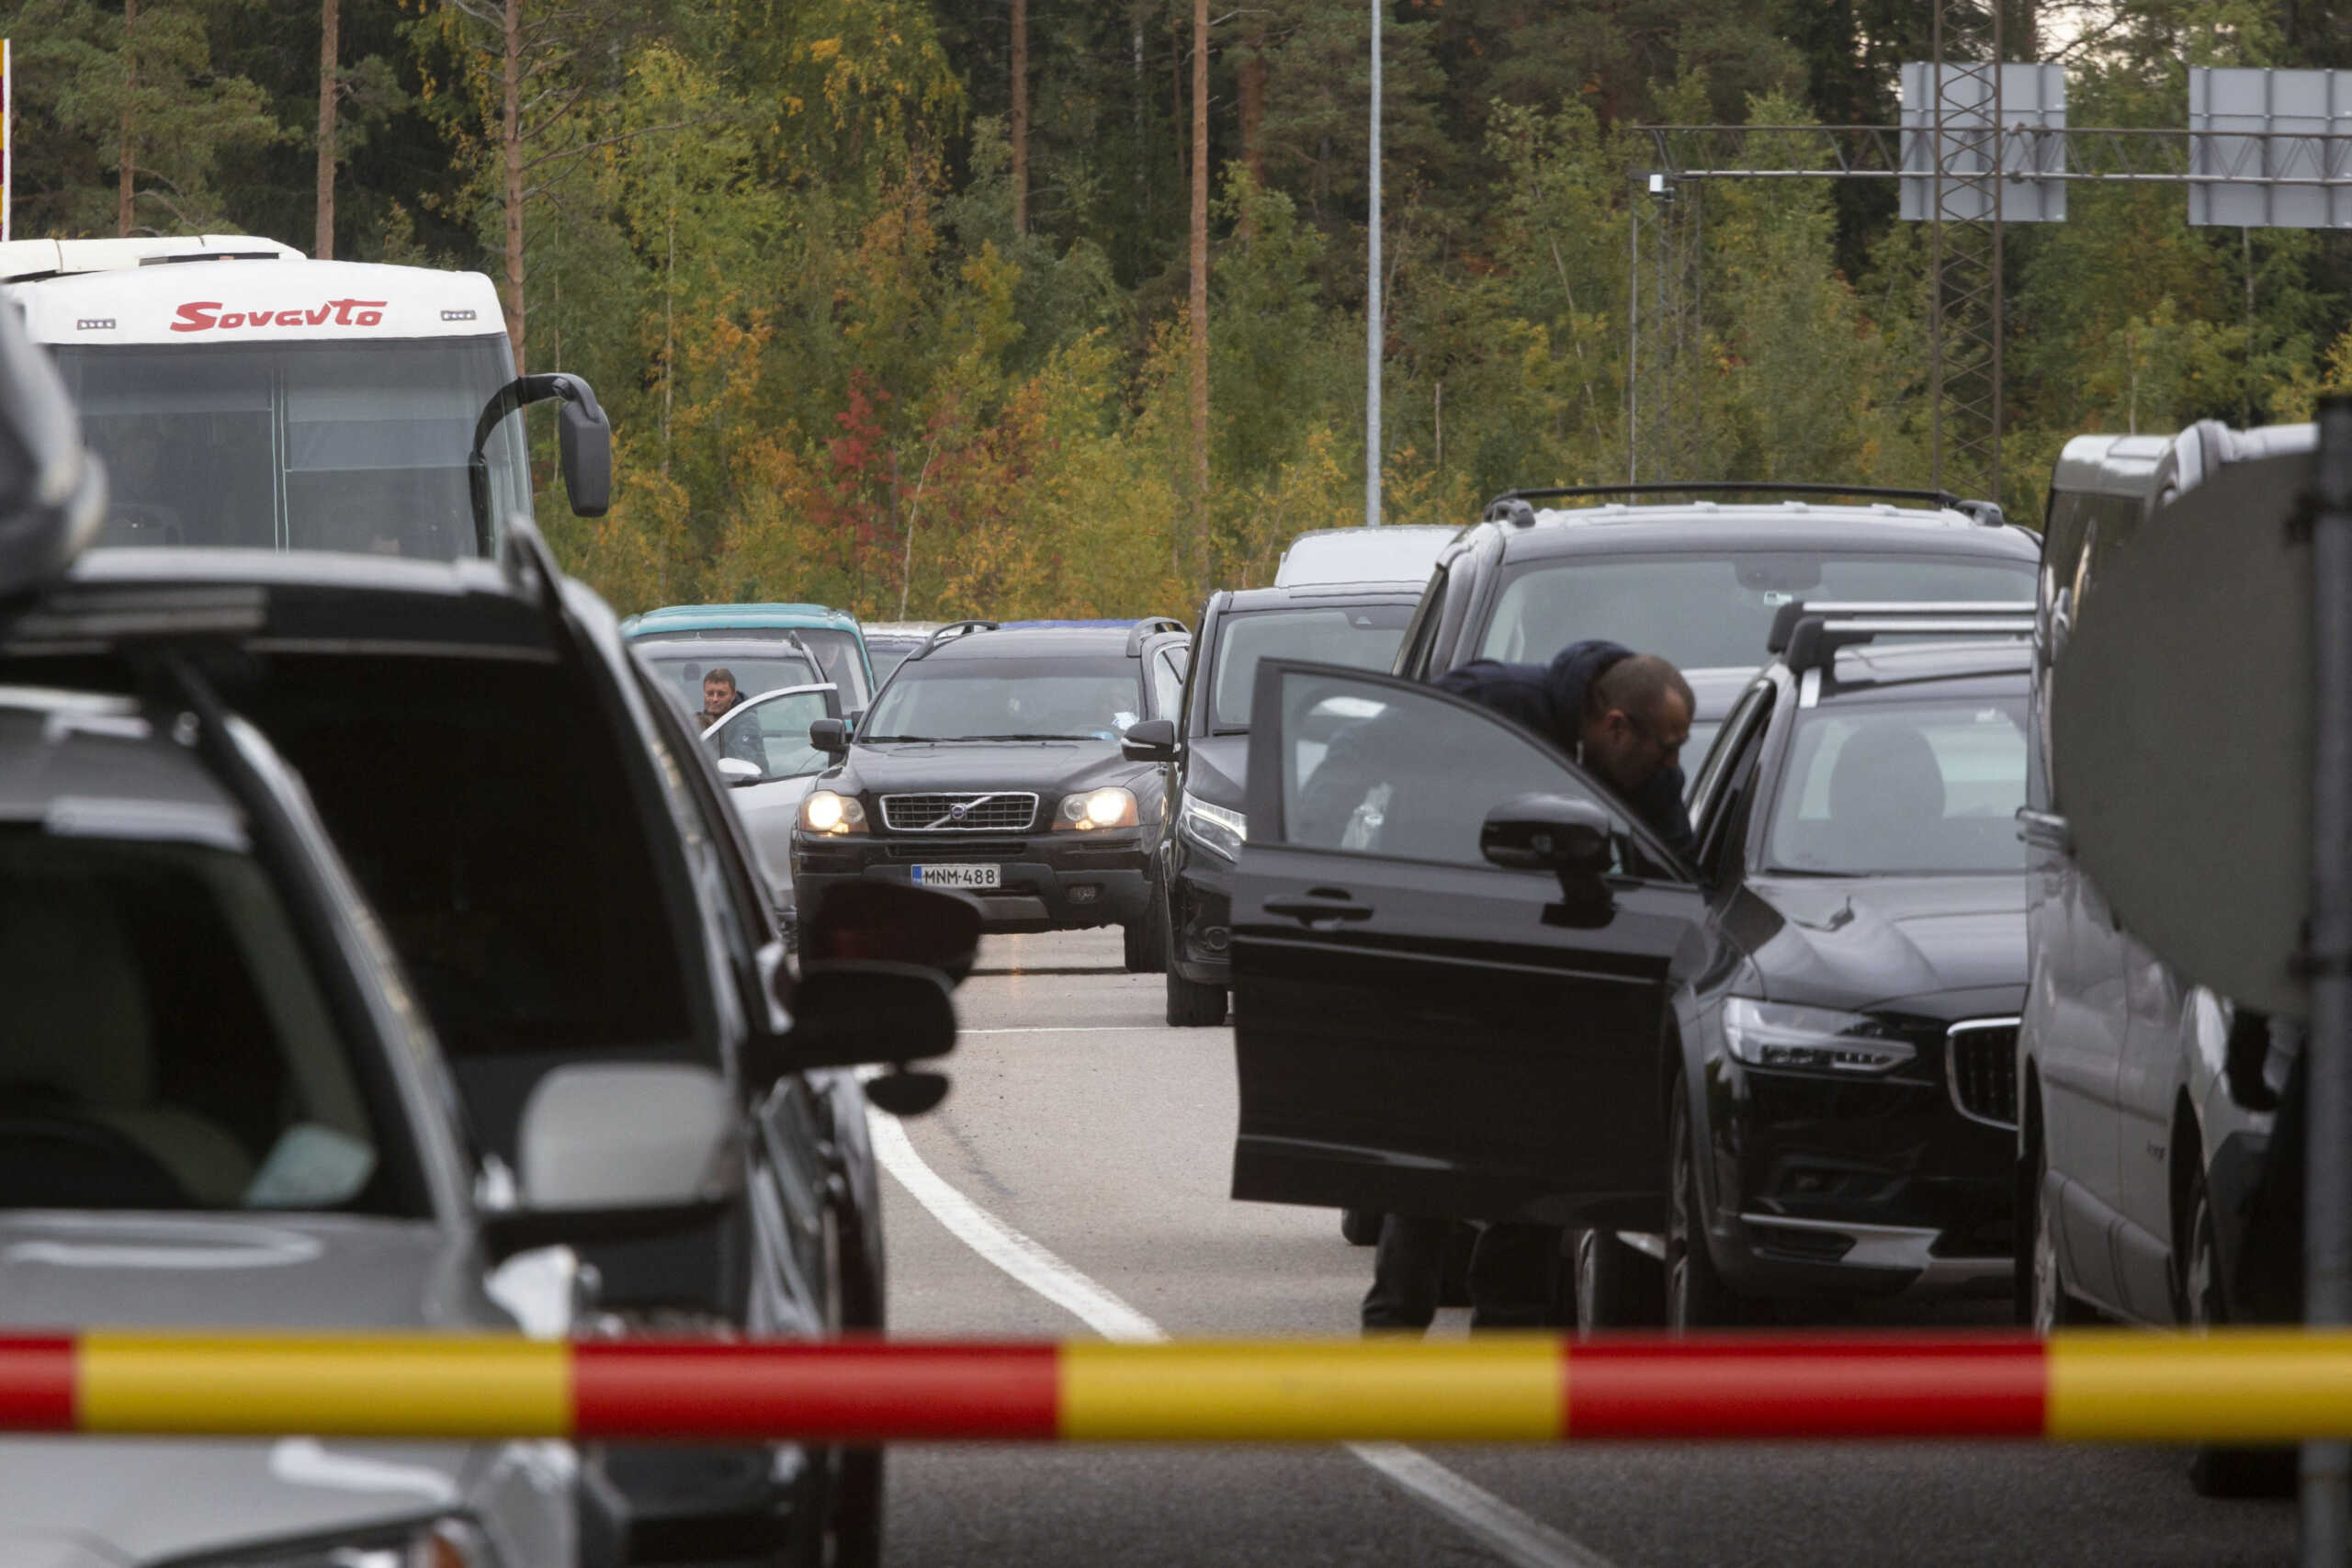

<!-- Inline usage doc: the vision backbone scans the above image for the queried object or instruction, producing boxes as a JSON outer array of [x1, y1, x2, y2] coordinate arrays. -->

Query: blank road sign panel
[[2188, 67, 2352, 230], [1900, 62, 2068, 224]]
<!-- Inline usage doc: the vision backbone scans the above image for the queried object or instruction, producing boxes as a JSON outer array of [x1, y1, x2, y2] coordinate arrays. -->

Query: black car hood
[[834, 739, 1157, 805], [1724, 873, 2027, 1016], [1181, 735, 1250, 808]]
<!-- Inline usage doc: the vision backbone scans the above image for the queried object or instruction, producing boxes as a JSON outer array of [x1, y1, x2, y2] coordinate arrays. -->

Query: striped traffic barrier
[[5, 1331, 2352, 1444]]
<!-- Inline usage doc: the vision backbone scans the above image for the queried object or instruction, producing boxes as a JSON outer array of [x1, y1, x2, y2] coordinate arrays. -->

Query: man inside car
[[1358, 640, 1696, 1333], [700, 667, 768, 772]]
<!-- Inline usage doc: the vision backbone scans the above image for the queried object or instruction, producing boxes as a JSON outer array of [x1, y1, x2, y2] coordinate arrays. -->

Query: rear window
[[0, 831, 425, 1216], [1210, 605, 1414, 730], [1478, 552, 2036, 673], [639, 647, 824, 715], [229, 654, 696, 1065]]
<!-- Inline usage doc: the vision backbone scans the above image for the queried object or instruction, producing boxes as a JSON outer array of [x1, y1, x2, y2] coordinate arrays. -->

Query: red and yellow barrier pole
[[6, 1331, 2352, 1444]]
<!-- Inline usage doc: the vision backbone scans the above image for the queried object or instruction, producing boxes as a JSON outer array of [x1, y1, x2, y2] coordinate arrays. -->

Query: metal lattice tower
[[1627, 180, 1706, 487], [1928, 0, 2004, 501]]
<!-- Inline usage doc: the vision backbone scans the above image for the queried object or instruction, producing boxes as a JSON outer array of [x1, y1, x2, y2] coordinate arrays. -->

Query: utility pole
[[315, 0, 339, 257], [1363, 0, 1382, 526], [1188, 0, 1210, 575]]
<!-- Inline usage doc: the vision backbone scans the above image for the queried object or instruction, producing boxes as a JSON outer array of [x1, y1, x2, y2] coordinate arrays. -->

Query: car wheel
[[1340, 1207, 1383, 1247], [2179, 1159, 2298, 1498], [1665, 1084, 1743, 1329], [827, 1450, 884, 1568], [1166, 966, 1226, 1027], [1124, 884, 1167, 975], [2029, 1122, 2097, 1333], [1437, 1222, 1476, 1309], [1576, 1228, 1666, 1332]]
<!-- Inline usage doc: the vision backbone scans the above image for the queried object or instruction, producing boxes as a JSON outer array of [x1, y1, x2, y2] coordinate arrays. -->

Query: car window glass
[[1151, 650, 1184, 719], [0, 831, 418, 1215], [1764, 695, 2030, 875], [1212, 605, 1414, 730], [707, 687, 835, 780], [1274, 670, 1631, 871], [1477, 553, 2035, 674]]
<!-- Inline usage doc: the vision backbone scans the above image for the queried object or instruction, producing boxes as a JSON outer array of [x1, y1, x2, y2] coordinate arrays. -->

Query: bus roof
[[6, 250, 506, 346]]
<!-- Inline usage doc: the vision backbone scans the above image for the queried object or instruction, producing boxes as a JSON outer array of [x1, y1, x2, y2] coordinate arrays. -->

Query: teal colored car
[[621, 602, 879, 711]]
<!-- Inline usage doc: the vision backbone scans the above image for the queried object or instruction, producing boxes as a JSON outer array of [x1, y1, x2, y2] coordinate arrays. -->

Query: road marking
[[867, 1107, 1619, 1568], [959, 1025, 1207, 1035]]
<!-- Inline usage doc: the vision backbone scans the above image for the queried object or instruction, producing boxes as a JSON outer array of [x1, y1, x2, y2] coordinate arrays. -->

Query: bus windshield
[[53, 336, 532, 560]]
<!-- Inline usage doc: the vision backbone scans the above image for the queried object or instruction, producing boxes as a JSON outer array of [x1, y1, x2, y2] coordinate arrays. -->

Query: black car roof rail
[[1482, 482, 1982, 526], [1125, 615, 1188, 655], [1774, 601, 2037, 674], [924, 619, 999, 647]]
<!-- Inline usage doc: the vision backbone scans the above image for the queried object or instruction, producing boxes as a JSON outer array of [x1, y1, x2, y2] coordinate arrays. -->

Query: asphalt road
[[876, 929, 2300, 1568]]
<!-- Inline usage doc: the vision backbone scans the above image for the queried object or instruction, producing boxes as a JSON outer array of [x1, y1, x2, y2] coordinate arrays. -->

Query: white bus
[[0, 234, 605, 559]]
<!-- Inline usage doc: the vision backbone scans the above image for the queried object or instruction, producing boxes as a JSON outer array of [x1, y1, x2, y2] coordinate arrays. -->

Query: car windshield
[[707, 686, 836, 779], [639, 648, 824, 718], [0, 830, 422, 1215], [1477, 552, 2036, 672], [1211, 605, 1415, 730], [52, 337, 531, 559], [1763, 694, 2030, 875], [861, 656, 1140, 741]]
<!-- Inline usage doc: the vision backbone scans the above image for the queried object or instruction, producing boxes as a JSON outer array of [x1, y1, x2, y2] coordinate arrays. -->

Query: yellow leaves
[[807, 36, 841, 62]]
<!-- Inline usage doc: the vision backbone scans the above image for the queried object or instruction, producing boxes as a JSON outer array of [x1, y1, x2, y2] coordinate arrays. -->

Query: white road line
[[866, 1106, 1618, 1568], [960, 1025, 1209, 1035]]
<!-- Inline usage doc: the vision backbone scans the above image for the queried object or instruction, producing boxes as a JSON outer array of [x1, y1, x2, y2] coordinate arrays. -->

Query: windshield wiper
[[859, 734, 944, 742], [964, 732, 1097, 741]]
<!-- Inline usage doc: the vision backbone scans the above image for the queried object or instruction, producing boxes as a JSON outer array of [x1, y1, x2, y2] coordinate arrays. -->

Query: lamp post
[[1364, 0, 1382, 526]]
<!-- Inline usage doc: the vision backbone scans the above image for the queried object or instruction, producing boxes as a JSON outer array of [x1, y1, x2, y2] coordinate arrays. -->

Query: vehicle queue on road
[[0, 231, 2334, 1566]]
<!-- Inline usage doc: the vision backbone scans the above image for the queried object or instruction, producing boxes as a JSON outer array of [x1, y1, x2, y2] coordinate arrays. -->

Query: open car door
[[1230, 660, 1704, 1228]]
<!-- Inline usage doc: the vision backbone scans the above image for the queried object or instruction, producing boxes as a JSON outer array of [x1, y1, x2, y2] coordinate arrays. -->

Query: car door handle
[[1262, 895, 1374, 926], [2016, 807, 2073, 853]]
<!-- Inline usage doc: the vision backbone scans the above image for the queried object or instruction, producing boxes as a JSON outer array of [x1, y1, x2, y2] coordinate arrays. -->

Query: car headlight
[[1056, 786, 1138, 830], [1177, 793, 1247, 862], [185, 1517, 493, 1567], [800, 789, 867, 835], [1721, 998, 1915, 1074]]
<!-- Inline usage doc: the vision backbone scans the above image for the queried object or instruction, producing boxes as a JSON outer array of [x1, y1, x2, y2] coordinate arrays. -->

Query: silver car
[[0, 684, 662, 1565]]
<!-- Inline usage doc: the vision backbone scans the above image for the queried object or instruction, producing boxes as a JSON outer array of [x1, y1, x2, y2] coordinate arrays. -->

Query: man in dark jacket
[[699, 669, 769, 773], [1363, 638, 1696, 1333]]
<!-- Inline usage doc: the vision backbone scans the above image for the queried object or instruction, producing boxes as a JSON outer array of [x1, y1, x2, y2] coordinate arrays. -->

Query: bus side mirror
[[558, 395, 611, 517]]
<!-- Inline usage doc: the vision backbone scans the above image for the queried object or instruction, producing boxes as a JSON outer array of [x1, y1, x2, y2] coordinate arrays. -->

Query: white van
[[1, 234, 604, 559]]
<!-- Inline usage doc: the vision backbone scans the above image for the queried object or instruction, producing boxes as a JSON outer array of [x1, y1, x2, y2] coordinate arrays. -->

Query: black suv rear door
[[1229, 660, 1702, 1226]]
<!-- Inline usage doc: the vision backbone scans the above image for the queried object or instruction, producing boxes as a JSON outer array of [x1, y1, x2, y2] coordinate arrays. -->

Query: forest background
[[7, 0, 2352, 619]]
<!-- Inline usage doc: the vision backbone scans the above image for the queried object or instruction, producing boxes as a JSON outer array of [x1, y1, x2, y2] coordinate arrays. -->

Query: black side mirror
[[1481, 794, 1616, 876], [1122, 717, 1178, 763], [469, 373, 614, 555], [0, 300, 107, 595], [809, 716, 850, 756], [779, 960, 957, 1071], [557, 393, 612, 516], [802, 879, 982, 984]]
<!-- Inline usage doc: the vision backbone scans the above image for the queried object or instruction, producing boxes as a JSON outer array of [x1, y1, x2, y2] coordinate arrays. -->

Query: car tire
[[1665, 1084, 1743, 1329], [1166, 966, 1226, 1027], [1437, 1222, 1476, 1309], [2178, 1160, 2298, 1498], [1340, 1207, 1383, 1247], [2027, 1118, 2098, 1332], [825, 1450, 884, 1568], [1576, 1228, 1666, 1332]]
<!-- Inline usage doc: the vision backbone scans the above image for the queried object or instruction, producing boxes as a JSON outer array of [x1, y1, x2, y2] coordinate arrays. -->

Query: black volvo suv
[[1128, 581, 1422, 1026], [794, 619, 1190, 965]]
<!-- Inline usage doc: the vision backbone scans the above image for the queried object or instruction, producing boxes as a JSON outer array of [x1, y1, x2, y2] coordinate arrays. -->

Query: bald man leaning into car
[[1363, 640, 1696, 1334]]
